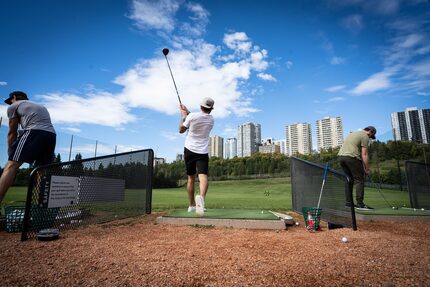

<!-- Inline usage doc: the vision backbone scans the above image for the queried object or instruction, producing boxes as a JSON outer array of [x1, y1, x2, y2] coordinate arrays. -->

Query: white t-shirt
[[183, 111, 214, 154]]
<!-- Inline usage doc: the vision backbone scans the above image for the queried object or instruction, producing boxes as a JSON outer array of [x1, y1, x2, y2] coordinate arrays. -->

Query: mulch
[[0, 212, 429, 286]]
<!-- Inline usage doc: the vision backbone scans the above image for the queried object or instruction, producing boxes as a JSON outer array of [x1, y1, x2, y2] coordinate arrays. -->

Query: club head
[[162, 48, 169, 56]]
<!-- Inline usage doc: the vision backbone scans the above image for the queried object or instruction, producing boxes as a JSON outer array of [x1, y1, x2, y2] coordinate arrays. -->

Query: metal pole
[[94, 140, 98, 158], [94, 140, 98, 170], [393, 129, 403, 191], [68, 135, 74, 161]]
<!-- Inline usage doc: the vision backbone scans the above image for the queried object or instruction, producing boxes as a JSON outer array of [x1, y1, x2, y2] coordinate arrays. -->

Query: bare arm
[[7, 118, 19, 156], [361, 147, 369, 175], [178, 104, 189, 134]]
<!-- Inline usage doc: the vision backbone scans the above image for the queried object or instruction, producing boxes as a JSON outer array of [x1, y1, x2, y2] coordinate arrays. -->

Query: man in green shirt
[[338, 126, 376, 210]]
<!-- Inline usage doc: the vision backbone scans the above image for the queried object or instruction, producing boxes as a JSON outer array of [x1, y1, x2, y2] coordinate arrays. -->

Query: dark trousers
[[339, 156, 365, 205]]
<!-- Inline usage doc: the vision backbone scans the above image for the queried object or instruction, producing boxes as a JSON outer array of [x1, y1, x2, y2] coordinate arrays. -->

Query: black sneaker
[[355, 203, 374, 210]]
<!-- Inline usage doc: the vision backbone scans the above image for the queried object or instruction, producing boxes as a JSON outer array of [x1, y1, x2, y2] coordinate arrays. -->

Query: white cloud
[[257, 73, 276, 81], [324, 85, 346, 92], [180, 2, 210, 37], [39, 1, 272, 129], [0, 81, 7, 86], [398, 33, 424, 48], [223, 32, 252, 53], [351, 70, 393, 95], [128, 0, 180, 32], [286, 61, 293, 69], [330, 56, 345, 65], [409, 58, 430, 77], [61, 127, 82, 133], [114, 33, 270, 119], [40, 92, 136, 127]]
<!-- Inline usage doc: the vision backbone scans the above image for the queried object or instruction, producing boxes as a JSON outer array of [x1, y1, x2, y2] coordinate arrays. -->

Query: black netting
[[291, 157, 357, 230], [405, 161, 430, 209], [21, 149, 153, 240]]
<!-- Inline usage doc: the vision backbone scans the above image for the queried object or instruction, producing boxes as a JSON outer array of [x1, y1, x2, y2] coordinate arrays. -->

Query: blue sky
[[1, 0, 429, 162]]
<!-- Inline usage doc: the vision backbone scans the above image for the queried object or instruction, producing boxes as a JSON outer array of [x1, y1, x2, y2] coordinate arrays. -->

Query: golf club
[[162, 48, 182, 105], [316, 161, 329, 209]]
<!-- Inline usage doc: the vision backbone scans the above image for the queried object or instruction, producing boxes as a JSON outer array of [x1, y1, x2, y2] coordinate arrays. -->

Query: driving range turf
[[1, 177, 420, 218]]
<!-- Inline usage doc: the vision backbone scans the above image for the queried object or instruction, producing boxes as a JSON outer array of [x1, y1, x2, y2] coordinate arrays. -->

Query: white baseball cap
[[200, 97, 214, 109]]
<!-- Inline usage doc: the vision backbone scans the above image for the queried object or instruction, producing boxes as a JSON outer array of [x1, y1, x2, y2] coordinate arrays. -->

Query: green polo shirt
[[338, 131, 370, 160]]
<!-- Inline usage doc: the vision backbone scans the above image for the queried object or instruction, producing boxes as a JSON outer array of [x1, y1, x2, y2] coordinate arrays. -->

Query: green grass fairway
[[1, 178, 425, 218], [164, 208, 278, 220], [152, 177, 291, 211]]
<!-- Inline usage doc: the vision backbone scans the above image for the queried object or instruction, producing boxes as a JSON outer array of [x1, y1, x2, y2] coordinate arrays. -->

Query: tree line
[[154, 140, 430, 188], [1, 140, 428, 188]]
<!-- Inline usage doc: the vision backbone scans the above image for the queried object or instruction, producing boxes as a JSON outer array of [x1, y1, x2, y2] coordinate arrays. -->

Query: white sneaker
[[195, 195, 204, 216], [201, 197, 207, 211], [187, 206, 196, 212]]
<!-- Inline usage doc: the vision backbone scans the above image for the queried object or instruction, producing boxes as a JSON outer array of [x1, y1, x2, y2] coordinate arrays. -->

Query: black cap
[[364, 126, 377, 139], [5, 91, 28, 105]]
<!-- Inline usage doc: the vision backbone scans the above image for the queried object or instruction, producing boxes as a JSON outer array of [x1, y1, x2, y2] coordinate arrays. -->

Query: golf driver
[[162, 48, 182, 105]]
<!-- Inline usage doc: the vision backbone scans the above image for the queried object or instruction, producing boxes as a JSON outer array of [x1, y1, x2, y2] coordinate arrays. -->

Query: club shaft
[[163, 55, 182, 105], [317, 162, 329, 209]]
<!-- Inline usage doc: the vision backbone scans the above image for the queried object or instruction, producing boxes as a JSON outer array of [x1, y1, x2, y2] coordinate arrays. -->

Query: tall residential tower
[[391, 107, 430, 143], [224, 138, 237, 159], [285, 123, 312, 155], [209, 135, 224, 158], [315, 116, 344, 151], [237, 122, 261, 157]]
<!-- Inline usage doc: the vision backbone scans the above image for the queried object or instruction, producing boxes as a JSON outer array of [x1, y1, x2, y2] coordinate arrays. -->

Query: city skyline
[[1, 1, 429, 163]]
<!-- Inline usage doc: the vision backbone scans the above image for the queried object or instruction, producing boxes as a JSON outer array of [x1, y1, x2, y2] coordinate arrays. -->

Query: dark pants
[[339, 156, 365, 205]]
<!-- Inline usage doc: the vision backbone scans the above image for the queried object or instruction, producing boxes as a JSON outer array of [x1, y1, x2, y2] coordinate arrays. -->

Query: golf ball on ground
[[341, 237, 348, 243], [295, 222, 299, 226]]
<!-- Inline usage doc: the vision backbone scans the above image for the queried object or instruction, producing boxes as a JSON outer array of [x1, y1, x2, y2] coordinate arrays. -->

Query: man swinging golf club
[[179, 97, 214, 215]]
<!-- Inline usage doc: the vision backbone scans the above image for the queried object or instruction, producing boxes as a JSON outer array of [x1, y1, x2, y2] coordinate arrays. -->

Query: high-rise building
[[391, 107, 430, 143], [175, 153, 184, 161], [154, 157, 166, 166], [209, 135, 224, 158], [259, 138, 280, 154], [274, 139, 287, 155], [315, 116, 344, 151], [237, 122, 261, 157], [224, 138, 237, 159], [285, 123, 312, 155]]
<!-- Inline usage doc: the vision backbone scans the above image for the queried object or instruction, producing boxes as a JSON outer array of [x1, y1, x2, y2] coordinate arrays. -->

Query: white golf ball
[[341, 237, 348, 243], [421, 208, 425, 211], [295, 222, 299, 226], [261, 210, 264, 214]]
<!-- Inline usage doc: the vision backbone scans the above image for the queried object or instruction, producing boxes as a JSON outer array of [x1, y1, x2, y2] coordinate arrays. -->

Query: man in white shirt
[[179, 97, 214, 215]]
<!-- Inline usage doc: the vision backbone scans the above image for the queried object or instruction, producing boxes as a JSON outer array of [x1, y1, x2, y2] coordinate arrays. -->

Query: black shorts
[[9, 130, 56, 166], [184, 147, 209, 176]]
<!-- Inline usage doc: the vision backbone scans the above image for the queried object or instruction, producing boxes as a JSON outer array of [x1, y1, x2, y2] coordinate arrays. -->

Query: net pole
[[68, 135, 74, 161]]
